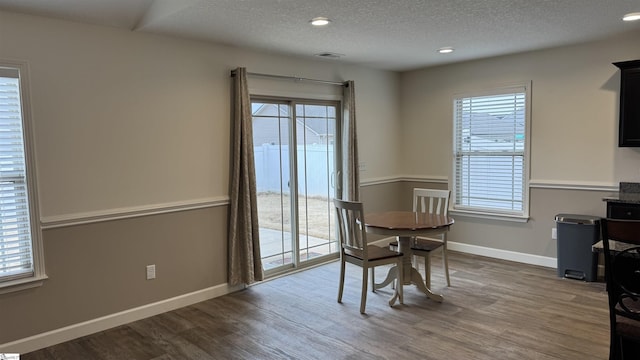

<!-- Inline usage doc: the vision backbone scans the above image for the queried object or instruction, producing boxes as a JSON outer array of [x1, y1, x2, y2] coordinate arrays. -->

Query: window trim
[[0, 59, 47, 294], [449, 82, 532, 222]]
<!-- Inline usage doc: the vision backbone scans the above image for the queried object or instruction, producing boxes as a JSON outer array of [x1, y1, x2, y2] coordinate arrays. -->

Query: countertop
[[603, 192, 640, 204], [603, 182, 640, 204]]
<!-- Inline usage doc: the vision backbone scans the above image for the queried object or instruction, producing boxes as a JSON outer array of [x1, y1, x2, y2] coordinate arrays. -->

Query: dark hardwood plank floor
[[23, 251, 609, 359]]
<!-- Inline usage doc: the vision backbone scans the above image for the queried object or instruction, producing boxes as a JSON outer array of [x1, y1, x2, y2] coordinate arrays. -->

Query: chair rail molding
[[40, 196, 230, 229], [360, 175, 448, 187], [529, 179, 617, 192], [362, 176, 617, 192]]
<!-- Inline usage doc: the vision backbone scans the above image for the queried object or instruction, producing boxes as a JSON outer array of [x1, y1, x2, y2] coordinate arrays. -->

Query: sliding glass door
[[251, 97, 340, 275]]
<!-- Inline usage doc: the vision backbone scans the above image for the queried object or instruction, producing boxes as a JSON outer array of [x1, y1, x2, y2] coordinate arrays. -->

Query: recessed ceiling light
[[310, 17, 331, 26], [437, 47, 454, 54], [623, 12, 640, 21]]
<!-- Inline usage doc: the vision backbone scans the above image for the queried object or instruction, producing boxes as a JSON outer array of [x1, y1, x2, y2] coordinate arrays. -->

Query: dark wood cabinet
[[614, 60, 640, 147], [607, 201, 640, 220]]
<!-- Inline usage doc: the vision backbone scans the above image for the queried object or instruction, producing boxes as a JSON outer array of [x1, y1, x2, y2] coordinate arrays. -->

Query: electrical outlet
[[146, 264, 156, 280], [551, 228, 557, 240]]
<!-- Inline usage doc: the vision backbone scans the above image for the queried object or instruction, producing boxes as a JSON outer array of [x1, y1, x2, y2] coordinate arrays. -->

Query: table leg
[[399, 236, 444, 302], [373, 265, 397, 291], [388, 283, 400, 307], [372, 266, 402, 306], [410, 266, 443, 302], [372, 236, 444, 302]]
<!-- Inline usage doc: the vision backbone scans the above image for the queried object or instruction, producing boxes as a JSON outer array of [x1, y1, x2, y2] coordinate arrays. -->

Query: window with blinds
[[453, 86, 529, 218], [0, 66, 37, 285]]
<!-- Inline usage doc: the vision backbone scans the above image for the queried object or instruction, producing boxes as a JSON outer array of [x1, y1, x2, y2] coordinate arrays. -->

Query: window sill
[[450, 209, 530, 223], [0, 274, 48, 295]]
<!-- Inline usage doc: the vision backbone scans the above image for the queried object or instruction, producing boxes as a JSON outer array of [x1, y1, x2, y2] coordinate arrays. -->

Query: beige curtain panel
[[342, 80, 360, 201], [228, 67, 264, 285]]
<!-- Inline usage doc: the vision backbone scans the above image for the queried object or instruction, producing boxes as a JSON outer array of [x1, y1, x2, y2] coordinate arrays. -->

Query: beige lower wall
[[0, 206, 228, 344], [1, 181, 611, 346], [448, 187, 607, 258], [360, 181, 403, 212]]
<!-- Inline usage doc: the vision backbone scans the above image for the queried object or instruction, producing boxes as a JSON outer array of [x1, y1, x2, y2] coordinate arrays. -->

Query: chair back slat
[[413, 188, 450, 216], [334, 199, 367, 256]]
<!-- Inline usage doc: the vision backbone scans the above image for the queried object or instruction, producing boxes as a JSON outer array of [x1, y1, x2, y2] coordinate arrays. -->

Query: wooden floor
[[23, 252, 610, 359]]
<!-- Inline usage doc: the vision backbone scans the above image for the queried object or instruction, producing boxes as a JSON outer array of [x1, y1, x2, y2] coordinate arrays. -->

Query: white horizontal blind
[[453, 88, 526, 215], [0, 69, 34, 282]]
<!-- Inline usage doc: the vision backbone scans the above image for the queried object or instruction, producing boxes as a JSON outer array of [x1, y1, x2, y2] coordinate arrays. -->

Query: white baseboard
[[447, 242, 557, 268], [370, 237, 557, 269], [0, 283, 245, 354]]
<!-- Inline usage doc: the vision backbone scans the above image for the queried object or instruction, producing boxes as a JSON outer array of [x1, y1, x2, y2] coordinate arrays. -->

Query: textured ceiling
[[1, 0, 639, 71]]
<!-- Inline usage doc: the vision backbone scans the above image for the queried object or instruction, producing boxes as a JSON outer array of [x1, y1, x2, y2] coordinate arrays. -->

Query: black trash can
[[554, 214, 600, 281]]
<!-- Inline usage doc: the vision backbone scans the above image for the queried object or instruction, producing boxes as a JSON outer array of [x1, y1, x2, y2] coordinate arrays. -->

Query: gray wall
[[1, 6, 640, 348]]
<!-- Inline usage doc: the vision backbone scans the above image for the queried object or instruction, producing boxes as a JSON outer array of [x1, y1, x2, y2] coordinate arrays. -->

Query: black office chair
[[601, 218, 640, 359]]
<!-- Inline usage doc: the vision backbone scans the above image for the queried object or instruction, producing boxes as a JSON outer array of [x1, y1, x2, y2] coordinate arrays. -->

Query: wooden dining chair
[[601, 218, 640, 360], [333, 199, 403, 314], [390, 188, 451, 288]]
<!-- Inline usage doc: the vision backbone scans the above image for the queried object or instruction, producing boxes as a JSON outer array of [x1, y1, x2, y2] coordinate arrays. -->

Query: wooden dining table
[[364, 211, 454, 302]]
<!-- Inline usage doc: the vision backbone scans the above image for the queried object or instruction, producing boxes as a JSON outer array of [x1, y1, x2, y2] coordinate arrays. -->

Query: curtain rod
[[230, 70, 347, 87]]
